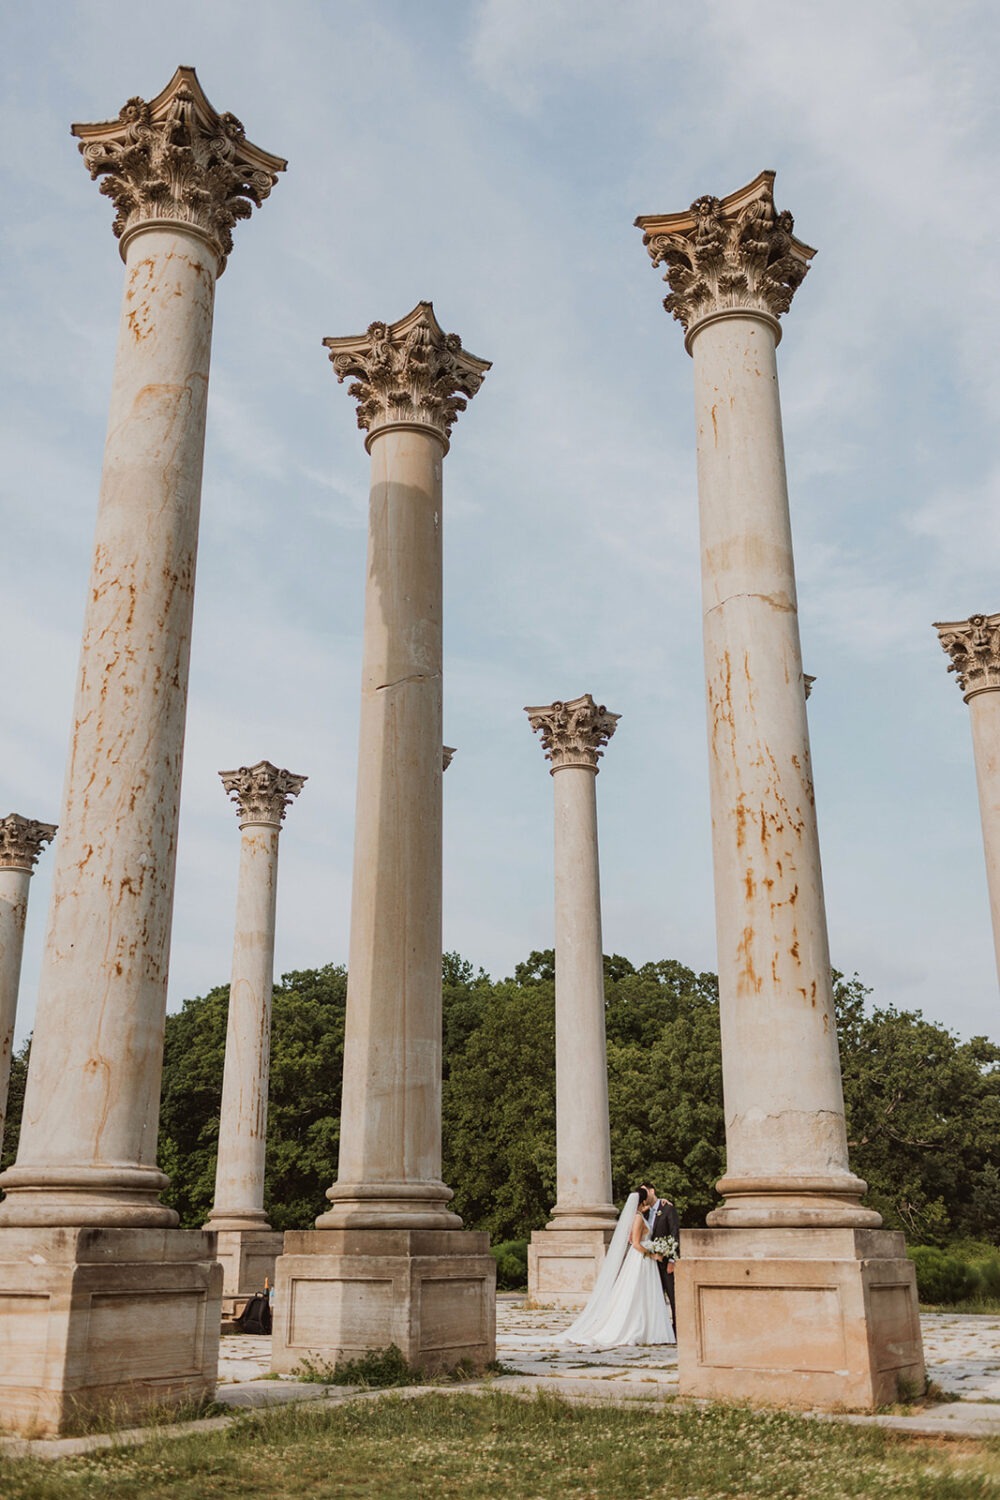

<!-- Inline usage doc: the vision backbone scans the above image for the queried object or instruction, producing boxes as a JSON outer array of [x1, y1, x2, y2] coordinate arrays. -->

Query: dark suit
[[649, 1198, 680, 1336]]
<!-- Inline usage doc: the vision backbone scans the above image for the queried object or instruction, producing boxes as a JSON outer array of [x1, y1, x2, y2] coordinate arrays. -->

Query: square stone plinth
[[528, 1228, 615, 1307], [214, 1229, 284, 1300], [270, 1229, 496, 1375], [0, 1226, 222, 1437], [676, 1226, 925, 1410]]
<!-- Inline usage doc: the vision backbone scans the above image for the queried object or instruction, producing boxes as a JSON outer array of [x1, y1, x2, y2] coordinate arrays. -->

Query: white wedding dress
[[556, 1192, 675, 1349]]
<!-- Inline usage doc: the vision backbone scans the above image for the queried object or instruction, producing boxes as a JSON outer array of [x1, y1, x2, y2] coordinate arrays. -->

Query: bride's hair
[[634, 1182, 651, 1206]]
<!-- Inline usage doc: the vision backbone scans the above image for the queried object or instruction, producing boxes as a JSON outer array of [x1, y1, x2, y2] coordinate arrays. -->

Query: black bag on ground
[[236, 1292, 272, 1335]]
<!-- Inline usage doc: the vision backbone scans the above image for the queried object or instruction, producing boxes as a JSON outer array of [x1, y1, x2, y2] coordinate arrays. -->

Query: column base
[[270, 1229, 496, 1376], [676, 1227, 925, 1411], [527, 1227, 616, 1306], [212, 1228, 284, 1300], [0, 1226, 222, 1437]]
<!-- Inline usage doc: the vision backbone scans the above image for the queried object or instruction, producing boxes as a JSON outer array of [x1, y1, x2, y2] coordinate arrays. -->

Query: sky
[[2, 0, 1000, 1049]]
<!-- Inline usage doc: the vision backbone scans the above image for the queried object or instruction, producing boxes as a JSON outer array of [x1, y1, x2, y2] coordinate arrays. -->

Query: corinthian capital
[[935, 613, 1000, 701], [525, 694, 620, 773], [220, 761, 307, 827], [72, 66, 286, 272], [635, 171, 815, 346], [0, 815, 57, 871], [324, 301, 491, 450]]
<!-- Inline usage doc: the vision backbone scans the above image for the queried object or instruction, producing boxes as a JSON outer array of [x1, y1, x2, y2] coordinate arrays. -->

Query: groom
[[641, 1182, 679, 1338]]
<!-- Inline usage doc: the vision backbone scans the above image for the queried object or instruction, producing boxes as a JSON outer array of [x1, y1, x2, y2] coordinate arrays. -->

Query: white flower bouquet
[[643, 1235, 679, 1260]]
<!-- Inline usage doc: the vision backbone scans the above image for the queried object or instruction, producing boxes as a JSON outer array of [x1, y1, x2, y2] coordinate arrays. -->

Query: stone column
[[207, 762, 305, 1301], [271, 303, 496, 1375], [935, 613, 1000, 987], [0, 68, 285, 1437], [524, 695, 619, 1305], [635, 172, 923, 1410], [0, 817, 56, 1162]]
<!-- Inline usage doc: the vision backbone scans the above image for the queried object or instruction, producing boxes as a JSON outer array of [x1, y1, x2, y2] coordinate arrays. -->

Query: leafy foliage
[[2, 952, 998, 1258]]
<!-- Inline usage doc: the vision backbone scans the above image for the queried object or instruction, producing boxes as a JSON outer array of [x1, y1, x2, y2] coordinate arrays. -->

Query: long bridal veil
[[554, 1191, 640, 1345]]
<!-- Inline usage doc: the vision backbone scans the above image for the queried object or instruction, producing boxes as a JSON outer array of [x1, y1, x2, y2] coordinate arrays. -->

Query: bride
[[557, 1185, 674, 1348]]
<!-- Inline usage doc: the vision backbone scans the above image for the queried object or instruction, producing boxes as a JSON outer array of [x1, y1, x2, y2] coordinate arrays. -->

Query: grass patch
[[921, 1298, 1000, 1316], [294, 1344, 512, 1388], [4, 1391, 1000, 1498]]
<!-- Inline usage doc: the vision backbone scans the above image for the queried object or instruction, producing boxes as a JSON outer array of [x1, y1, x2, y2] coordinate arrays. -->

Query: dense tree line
[[2, 953, 998, 1246]]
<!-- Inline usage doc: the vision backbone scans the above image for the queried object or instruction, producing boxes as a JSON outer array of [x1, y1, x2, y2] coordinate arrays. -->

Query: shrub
[[908, 1245, 981, 1304], [492, 1239, 529, 1290]]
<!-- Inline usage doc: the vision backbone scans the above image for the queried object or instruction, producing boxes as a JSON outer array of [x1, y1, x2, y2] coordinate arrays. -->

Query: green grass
[[3, 1392, 1000, 1499]]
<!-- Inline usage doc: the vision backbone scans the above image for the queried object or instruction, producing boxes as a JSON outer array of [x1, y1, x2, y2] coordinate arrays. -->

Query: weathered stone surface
[[0, 1227, 221, 1436], [0, 819, 55, 1162], [525, 696, 618, 1256], [0, 69, 284, 1232], [676, 1228, 925, 1410], [636, 174, 874, 1230], [934, 613, 1000, 994], [270, 1230, 496, 1374], [206, 762, 305, 1237], [318, 305, 488, 1232], [214, 1229, 284, 1300], [527, 1228, 616, 1307]]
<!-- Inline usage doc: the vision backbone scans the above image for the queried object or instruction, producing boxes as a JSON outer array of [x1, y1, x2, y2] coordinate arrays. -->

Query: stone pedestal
[[527, 1227, 615, 1306], [214, 1228, 284, 1302], [676, 1228, 924, 1410], [0, 1227, 221, 1436], [270, 1230, 495, 1374]]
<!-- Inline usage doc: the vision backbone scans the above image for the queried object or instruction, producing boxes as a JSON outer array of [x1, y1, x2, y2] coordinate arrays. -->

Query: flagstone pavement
[[217, 1296, 1000, 1429]]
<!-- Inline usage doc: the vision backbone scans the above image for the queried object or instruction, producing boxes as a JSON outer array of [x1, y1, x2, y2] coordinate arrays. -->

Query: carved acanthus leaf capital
[[525, 694, 620, 772], [219, 760, 307, 827], [935, 613, 1000, 701], [635, 170, 815, 346], [324, 301, 491, 449], [0, 815, 57, 871], [72, 65, 286, 272]]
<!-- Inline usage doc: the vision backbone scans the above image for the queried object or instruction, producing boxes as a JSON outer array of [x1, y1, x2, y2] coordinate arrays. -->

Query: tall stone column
[[524, 695, 620, 1305], [0, 816, 56, 1162], [636, 172, 923, 1409], [271, 303, 496, 1375], [207, 761, 305, 1301], [0, 68, 285, 1437], [935, 613, 1000, 987]]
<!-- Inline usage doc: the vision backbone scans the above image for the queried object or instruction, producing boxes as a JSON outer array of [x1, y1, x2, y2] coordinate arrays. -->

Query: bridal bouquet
[[644, 1235, 679, 1260]]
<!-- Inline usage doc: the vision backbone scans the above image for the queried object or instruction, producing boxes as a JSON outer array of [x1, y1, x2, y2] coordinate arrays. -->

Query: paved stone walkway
[[218, 1297, 1000, 1413]]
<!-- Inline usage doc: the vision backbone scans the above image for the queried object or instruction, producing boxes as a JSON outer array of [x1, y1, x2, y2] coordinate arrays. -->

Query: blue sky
[[3, 0, 1000, 1048]]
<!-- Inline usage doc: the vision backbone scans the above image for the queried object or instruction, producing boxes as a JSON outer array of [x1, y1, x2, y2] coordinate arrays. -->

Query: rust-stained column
[[0, 817, 56, 1162], [270, 304, 496, 1378], [935, 613, 1000, 989], [637, 174, 872, 1228], [0, 69, 286, 1228], [207, 762, 305, 1233], [636, 173, 923, 1412]]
